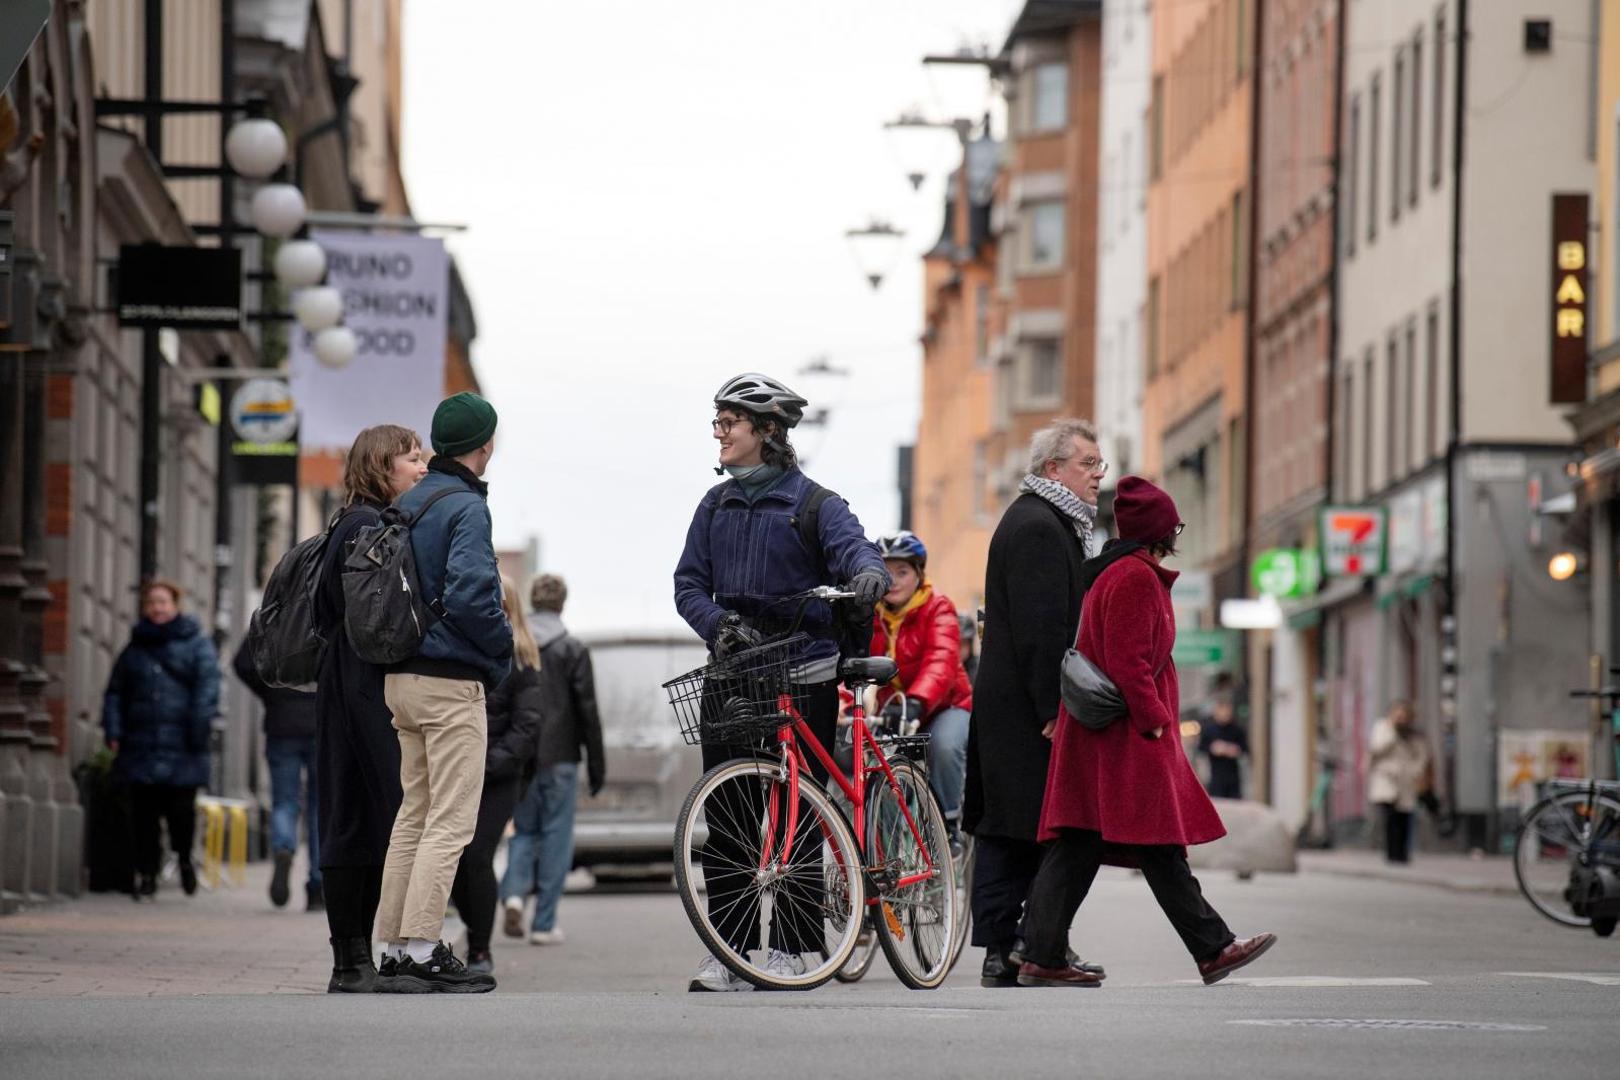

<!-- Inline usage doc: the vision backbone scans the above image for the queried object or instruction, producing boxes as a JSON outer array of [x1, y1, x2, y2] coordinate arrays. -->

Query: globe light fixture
[[312, 326, 358, 369], [250, 183, 307, 237], [224, 117, 288, 179], [1548, 552, 1581, 581], [291, 285, 344, 331], [883, 109, 961, 191], [844, 218, 905, 290], [273, 240, 327, 288]]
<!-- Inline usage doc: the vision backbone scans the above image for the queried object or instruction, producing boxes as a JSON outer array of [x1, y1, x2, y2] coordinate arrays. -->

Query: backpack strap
[[791, 482, 838, 581], [402, 484, 475, 525]]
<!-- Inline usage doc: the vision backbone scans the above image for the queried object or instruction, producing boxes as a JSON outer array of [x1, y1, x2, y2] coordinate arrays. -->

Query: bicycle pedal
[[883, 901, 905, 940]]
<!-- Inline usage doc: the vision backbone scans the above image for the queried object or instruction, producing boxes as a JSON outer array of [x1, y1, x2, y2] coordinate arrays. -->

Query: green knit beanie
[[431, 392, 498, 457]]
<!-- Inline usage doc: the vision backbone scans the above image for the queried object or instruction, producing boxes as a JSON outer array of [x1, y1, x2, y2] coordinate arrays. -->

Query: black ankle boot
[[328, 936, 378, 993]]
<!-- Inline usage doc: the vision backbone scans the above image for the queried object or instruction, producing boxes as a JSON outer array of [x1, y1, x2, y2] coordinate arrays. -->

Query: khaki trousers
[[376, 673, 487, 942]]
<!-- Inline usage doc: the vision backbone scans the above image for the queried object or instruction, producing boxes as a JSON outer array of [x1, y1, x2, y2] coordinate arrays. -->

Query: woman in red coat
[[1017, 477, 1276, 987], [865, 532, 974, 837]]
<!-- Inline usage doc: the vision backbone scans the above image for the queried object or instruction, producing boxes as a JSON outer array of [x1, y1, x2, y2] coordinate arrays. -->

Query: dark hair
[[343, 424, 421, 507], [139, 578, 183, 604], [530, 573, 568, 613], [750, 411, 798, 469], [1147, 532, 1180, 560]]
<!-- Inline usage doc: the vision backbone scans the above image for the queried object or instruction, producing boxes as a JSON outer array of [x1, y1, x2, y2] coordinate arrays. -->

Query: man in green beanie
[[375, 391, 513, 993]]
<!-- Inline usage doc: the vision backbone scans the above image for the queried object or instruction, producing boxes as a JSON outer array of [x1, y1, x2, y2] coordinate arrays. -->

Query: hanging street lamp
[[882, 109, 968, 191], [224, 117, 288, 180], [250, 183, 306, 237], [844, 218, 906, 291], [312, 325, 358, 369], [273, 239, 326, 288], [291, 285, 344, 331]]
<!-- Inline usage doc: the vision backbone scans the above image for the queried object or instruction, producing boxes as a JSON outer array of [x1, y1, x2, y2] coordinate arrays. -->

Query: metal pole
[[213, 0, 238, 655], [138, 0, 163, 579]]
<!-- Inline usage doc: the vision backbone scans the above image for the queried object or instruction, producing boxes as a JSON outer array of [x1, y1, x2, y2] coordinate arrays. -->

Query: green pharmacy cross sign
[[1251, 548, 1321, 599]]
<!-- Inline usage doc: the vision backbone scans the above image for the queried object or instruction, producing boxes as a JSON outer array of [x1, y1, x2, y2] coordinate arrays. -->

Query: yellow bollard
[[227, 805, 249, 887], [202, 802, 225, 890]]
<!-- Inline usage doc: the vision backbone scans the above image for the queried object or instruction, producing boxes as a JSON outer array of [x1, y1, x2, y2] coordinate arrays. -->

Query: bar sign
[[1551, 193, 1588, 405]]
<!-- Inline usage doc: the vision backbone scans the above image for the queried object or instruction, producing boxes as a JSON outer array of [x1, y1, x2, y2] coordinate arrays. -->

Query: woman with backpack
[[449, 576, 540, 974], [673, 372, 890, 992], [315, 423, 427, 992], [101, 579, 219, 900]]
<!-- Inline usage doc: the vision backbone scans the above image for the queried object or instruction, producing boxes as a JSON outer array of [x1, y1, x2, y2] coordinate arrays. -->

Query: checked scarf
[[1020, 473, 1097, 557]]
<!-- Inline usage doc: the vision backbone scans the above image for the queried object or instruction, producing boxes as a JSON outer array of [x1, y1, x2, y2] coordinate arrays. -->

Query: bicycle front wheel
[[674, 758, 866, 990], [1513, 789, 1620, 928], [866, 759, 958, 989]]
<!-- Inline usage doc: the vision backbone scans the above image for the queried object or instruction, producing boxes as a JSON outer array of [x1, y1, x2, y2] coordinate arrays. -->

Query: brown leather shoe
[[1197, 933, 1277, 986], [1016, 960, 1104, 988]]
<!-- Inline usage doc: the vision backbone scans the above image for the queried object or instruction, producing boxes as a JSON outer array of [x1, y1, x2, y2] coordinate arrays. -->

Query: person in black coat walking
[[964, 419, 1106, 986], [232, 639, 322, 911], [314, 424, 426, 992], [101, 579, 219, 900], [451, 576, 541, 974]]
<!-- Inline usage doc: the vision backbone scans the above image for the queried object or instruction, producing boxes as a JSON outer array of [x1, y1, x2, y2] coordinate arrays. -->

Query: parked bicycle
[[666, 587, 959, 990], [1512, 680, 1620, 937]]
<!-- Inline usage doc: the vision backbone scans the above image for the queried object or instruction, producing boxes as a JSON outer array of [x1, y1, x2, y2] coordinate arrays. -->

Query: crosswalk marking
[[1498, 972, 1620, 986]]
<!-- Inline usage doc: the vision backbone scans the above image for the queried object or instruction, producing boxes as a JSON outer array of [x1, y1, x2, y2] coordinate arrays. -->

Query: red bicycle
[[667, 587, 959, 990]]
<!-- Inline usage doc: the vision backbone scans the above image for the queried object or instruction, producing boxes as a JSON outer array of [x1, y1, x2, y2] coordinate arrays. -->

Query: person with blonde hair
[[314, 423, 426, 992], [450, 577, 540, 974]]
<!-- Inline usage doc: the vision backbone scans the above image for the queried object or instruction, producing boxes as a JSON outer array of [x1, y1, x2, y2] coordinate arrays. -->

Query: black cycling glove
[[712, 612, 763, 659], [848, 568, 889, 607]]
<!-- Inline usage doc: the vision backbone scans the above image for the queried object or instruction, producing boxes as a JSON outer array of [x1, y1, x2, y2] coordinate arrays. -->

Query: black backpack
[[247, 512, 343, 691], [340, 487, 473, 665]]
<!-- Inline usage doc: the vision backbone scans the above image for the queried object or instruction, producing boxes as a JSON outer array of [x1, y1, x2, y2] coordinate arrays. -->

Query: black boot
[[981, 944, 1019, 988], [134, 873, 158, 901], [306, 881, 325, 913], [270, 852, 293, 908], [328, 936, 378, 993], [178, 859, 198, 896]]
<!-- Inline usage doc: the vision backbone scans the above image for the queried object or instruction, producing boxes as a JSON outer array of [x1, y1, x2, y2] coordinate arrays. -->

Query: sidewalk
[[1297, 847, 1530, 896]]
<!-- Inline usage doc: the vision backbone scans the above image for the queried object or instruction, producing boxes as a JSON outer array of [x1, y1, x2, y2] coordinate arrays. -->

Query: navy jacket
[[673, 467, 886, 664], [395, 457, 512, 687], [102, 615, 220, 788]]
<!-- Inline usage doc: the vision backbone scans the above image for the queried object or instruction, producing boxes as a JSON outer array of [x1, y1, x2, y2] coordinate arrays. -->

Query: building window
[[1346, 94, 1360, 257], [1236, 0, 1250, 78], [1146, 277, 1162, 379], [1031, 63, 1069, 131], [1363, 349, 1375, 496], [1386, 332, 1401, 484], [1340, 367, 1355, 498], [1426, 303, 1442, 458], [973, 441, 990, 525], [1120, 129, 1133, 232], [1404, 319, 1418, 474], [1432, 8, 1446, 189], [1392, 49, 1404, 225], [974, 285, 990, 366], [1410, 32, 1423, 208], [1022, 338, 1062, 405], [1369, 73, 1381, 244], [1231, 188, 1248, 308], [1150, 75, 1164, 180], [1025, 200, 1065, 271]]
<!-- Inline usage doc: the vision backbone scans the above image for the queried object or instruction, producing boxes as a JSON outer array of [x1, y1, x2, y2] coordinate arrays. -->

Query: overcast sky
[[402, 1, 1022, 631]]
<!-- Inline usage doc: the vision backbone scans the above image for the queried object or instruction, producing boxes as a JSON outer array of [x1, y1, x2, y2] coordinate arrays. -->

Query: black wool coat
[[313, 502, 403, 868], [963, 493, 1089, 841]]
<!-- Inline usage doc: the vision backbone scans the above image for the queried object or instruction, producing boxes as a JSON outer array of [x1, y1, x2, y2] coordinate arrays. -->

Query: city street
[[3, 857, 1615, 1078]]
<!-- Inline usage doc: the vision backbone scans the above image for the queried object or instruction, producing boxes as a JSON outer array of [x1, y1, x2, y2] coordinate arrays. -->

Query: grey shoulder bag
[[1060, 649, 1128, 731]]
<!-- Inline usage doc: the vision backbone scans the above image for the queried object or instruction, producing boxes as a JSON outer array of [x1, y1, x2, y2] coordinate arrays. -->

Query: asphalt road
[[3, 866, 1616, 1078]]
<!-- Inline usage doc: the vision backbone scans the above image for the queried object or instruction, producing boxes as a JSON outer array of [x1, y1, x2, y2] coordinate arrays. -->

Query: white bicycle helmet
[[713, 373, 809, 430]]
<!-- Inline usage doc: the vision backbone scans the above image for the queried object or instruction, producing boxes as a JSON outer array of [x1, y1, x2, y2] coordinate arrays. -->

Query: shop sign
[[1550, 193, 1588, 405], [1320, 506, 1386, 577], [1172, 628, 1238, 669], [1251, 548, 1319, 599], [116, 245, 243, 330], [230, 378, 298, 485], [1386, 488, 1423, 575], [1498, 730, 1588, 809]]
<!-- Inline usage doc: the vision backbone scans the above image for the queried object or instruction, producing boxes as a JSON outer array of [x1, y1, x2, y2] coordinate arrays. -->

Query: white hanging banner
[[289, 231, 448, 453]]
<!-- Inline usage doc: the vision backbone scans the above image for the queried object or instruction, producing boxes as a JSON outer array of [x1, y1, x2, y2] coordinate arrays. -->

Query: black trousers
[[1023, 828, 1234, 967], [970, 834, 1044, 948], [322, 865, 383, 943], [700, 679, 838, 955], [451, 776, 523, 953], [1379, 803, 1413, 864], [130, 783, 197, 878]]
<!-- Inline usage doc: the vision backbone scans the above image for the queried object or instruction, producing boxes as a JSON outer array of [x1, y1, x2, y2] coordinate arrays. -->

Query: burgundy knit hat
[[1113, 476, 1181, 543]]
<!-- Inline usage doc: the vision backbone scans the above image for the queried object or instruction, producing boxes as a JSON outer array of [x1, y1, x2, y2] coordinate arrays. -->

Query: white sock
[[406, 938, 438, 964], [386, 942, 407, 962], [504, 896, 523, 912]]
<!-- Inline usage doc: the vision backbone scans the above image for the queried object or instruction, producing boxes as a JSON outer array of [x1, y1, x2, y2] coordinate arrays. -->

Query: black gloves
[[712, 612, 763, 659], [849, 568, 889, 607], [589, 767, 605, 798], [881, 695, 925, 723]]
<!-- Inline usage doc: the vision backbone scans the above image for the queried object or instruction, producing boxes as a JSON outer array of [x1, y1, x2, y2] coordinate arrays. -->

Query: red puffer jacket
[[868, 588, 974, 722]]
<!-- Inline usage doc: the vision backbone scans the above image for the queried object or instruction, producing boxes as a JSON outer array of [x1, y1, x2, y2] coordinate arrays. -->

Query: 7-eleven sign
[[1320, 506, 1387, 577]]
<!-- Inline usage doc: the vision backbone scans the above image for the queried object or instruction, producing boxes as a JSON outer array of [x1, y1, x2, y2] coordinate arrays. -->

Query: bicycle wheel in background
[[946, 833, 975, 973], [833, 918, 880, 983], [674, 759, 865, 990], [1513, 788, 1620, 928], [865, 759, 958, 989]]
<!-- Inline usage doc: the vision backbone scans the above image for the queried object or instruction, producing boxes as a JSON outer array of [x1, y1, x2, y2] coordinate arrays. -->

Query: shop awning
[[1279, 575, 1369, 630]]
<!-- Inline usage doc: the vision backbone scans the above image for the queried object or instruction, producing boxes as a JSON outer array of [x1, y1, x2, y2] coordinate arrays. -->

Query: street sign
[[1251, 548, 1320, 599], [1172, 628, 1237, 669], [1320, 506, 1386, 577], [117, 244, 243, 330], [230, 379, 298, 485]]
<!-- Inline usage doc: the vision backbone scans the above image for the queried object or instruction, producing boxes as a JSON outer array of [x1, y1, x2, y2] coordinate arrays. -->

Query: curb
[[1298, 859, 1522, 897]]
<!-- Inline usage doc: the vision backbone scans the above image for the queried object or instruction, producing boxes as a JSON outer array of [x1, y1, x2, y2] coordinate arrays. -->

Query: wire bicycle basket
[[664, 633, 814, 746]]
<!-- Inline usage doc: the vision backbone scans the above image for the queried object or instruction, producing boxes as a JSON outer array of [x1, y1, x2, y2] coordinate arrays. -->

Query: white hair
[[1027, 418, 1099, 475]]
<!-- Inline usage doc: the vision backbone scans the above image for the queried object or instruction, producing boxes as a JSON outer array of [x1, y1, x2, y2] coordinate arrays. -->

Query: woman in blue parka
[[674, 372, 889, 992], [101, 579, 219, 900]]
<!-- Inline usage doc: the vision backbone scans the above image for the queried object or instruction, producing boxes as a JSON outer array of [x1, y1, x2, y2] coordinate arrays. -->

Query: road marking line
[[1499, 972, 1620, 986], [1230, 1019, 1544, 1032], [1177, 976, 1430, 987]]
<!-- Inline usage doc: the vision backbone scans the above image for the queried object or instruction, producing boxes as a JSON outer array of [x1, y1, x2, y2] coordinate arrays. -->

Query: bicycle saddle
[[840, 656, 897, 685]]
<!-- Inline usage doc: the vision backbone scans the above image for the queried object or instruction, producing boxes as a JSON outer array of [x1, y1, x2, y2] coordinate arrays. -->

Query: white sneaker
[[688, 954, 754, 993], [764, 949, 807, 982], [528, 928, 567, 946]]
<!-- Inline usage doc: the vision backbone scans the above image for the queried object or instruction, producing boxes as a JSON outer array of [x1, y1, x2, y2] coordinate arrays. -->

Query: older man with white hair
[[963, 418, 1108, 987]]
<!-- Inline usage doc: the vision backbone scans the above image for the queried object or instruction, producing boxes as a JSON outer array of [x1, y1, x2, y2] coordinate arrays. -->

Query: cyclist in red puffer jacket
[[865, 532, 974, 842]]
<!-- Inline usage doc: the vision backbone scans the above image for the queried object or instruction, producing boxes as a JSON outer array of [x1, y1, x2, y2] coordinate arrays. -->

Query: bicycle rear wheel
[[865, 759, 958, 989], [674, 758, 865, 990], [1513, 789, 1620, 928]]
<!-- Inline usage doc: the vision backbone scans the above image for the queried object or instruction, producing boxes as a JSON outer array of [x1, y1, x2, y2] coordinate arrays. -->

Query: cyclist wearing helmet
[[865, 531, 974, 843], [674, 372, 889, 992]]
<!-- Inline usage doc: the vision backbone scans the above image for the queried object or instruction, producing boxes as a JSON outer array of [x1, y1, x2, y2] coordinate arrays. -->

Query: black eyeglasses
[[711, 416, 752, 436]]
